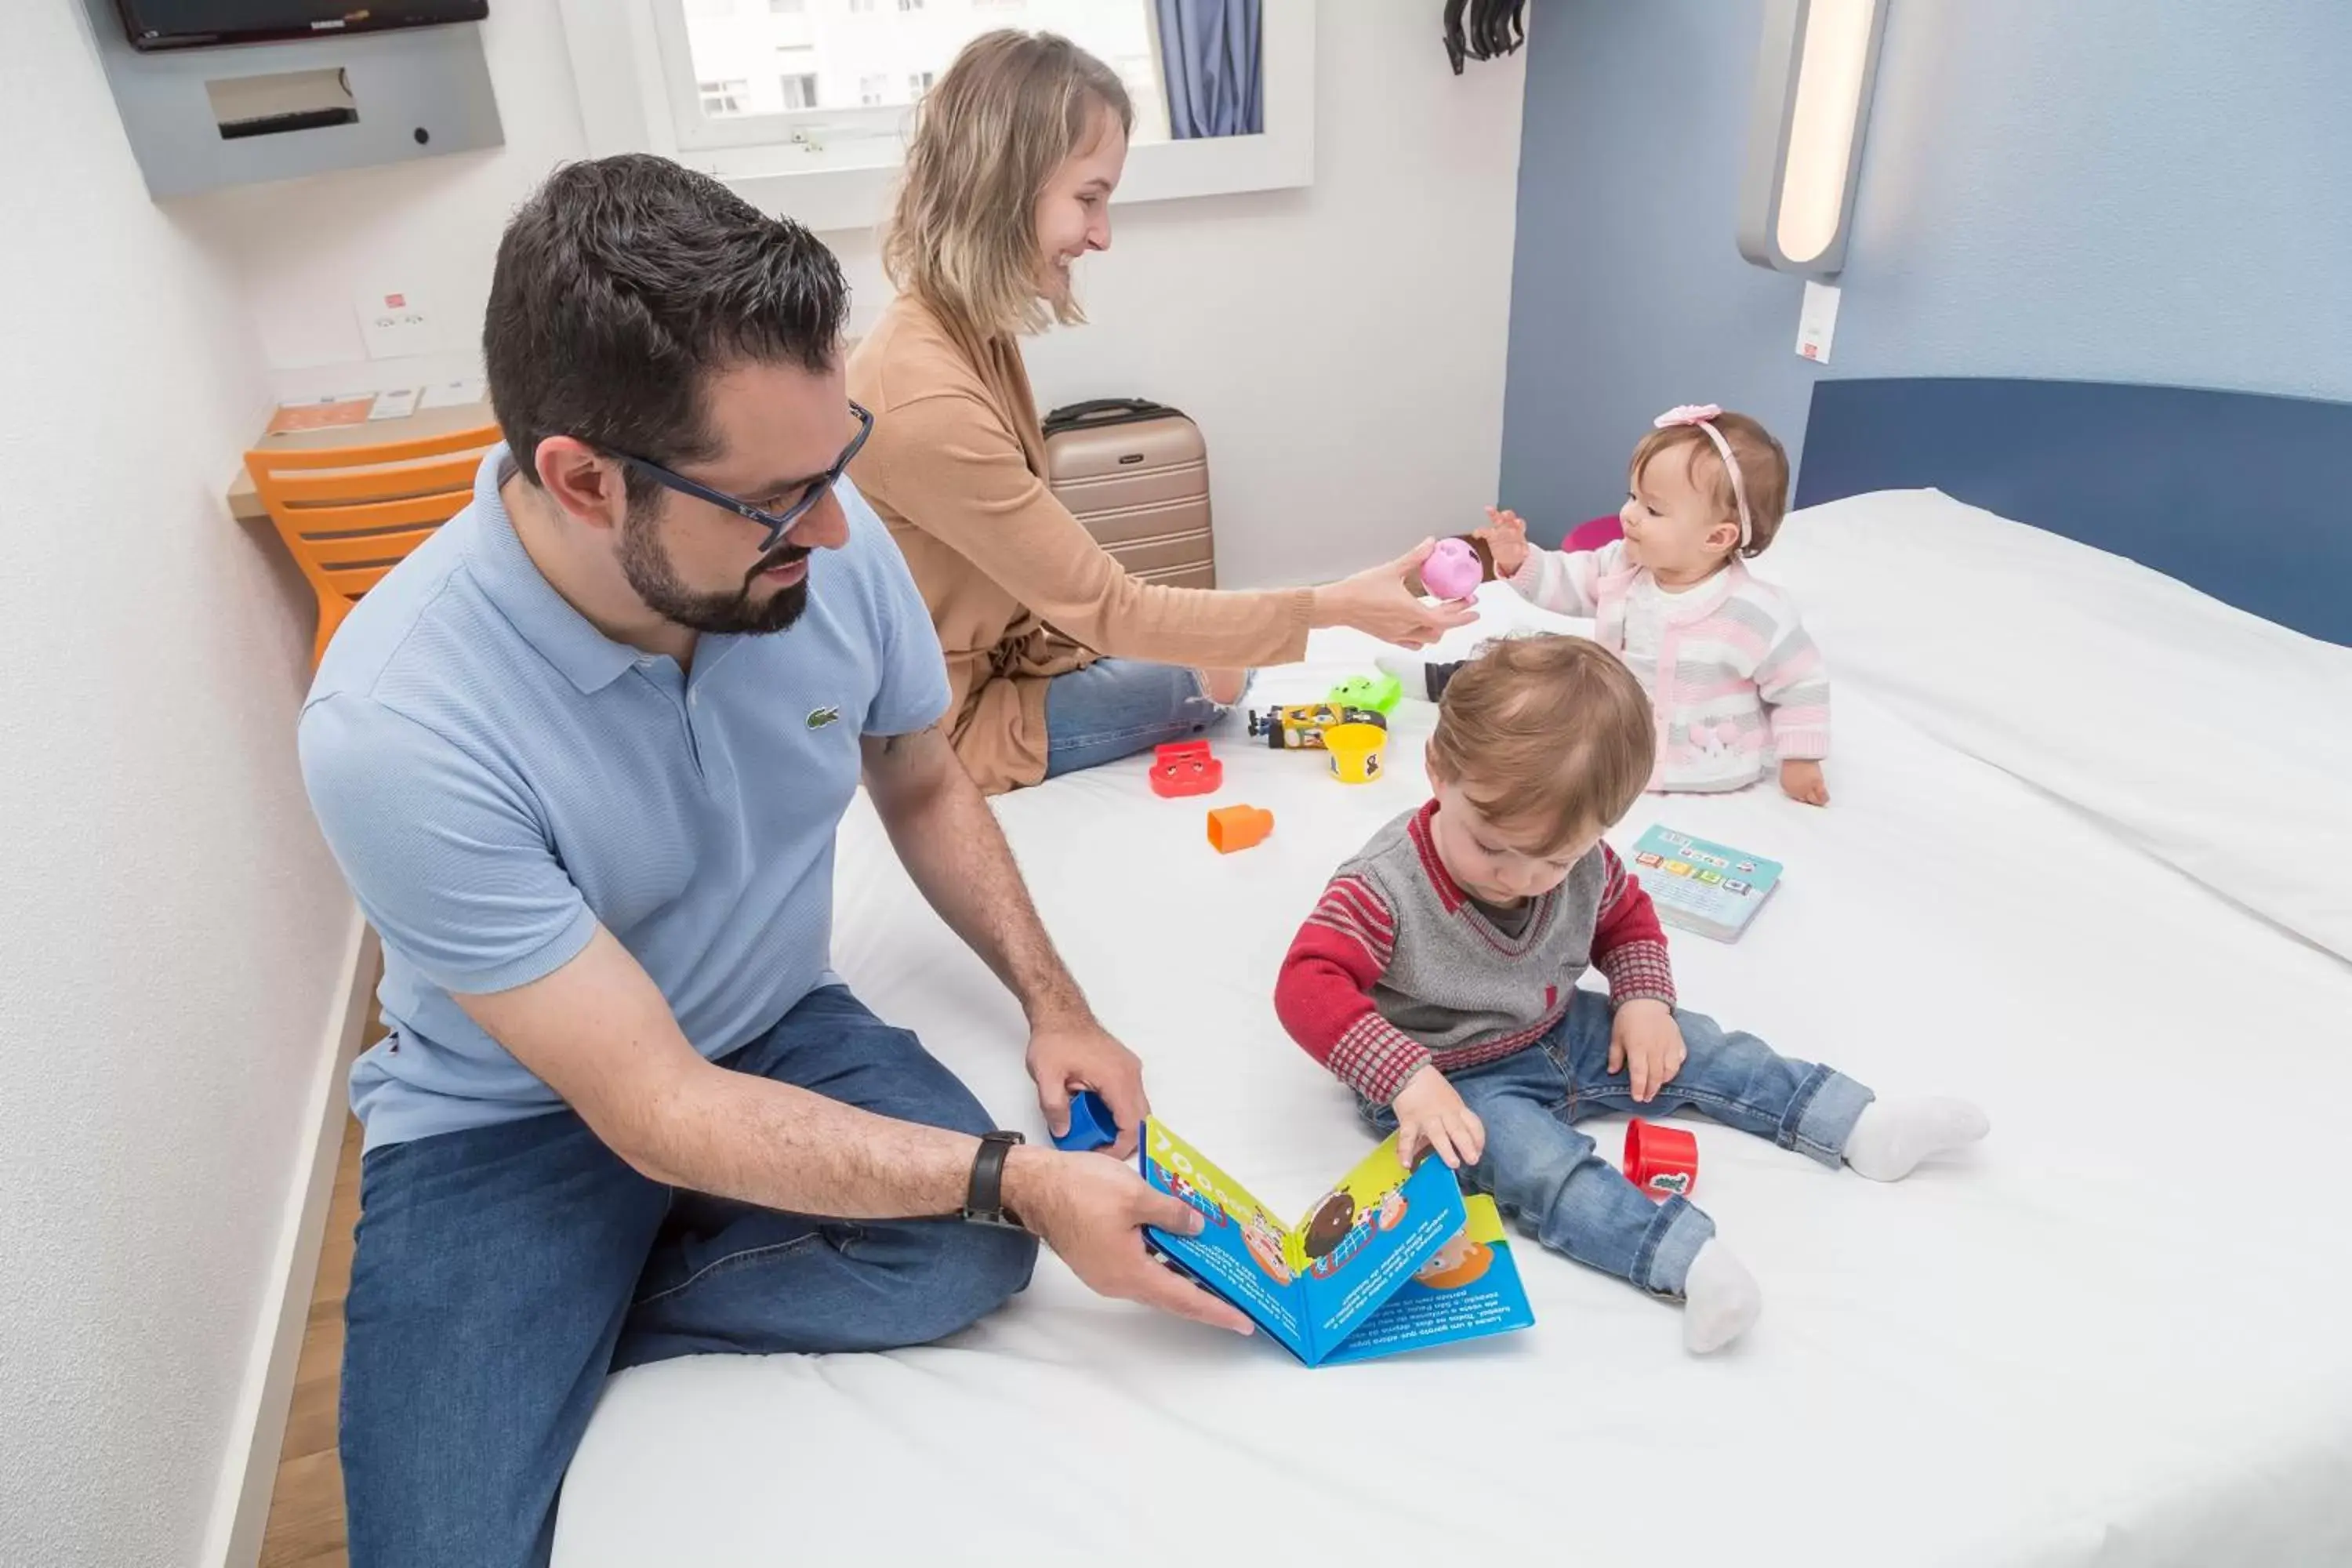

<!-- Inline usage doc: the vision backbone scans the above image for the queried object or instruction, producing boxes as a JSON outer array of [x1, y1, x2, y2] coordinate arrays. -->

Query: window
[[657, 0, 1168, 157], [565, 0, 1308, 231], [698, 78, 749, 116]]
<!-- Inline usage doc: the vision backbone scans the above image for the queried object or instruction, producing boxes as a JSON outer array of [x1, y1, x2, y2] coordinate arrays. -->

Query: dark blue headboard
[[1795, 377, 2352, 645]]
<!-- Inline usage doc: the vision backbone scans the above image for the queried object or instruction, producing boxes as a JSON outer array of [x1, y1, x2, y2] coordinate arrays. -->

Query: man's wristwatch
[[961, 1131, 1028, 1229]]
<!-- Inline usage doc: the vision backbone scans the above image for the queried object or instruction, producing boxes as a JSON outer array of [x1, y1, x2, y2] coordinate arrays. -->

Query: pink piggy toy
[[1420, 537, 1483, 601]]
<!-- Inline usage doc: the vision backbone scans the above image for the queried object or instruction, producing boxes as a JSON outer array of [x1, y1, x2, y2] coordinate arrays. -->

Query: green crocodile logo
[[805, 706, 842, 731]]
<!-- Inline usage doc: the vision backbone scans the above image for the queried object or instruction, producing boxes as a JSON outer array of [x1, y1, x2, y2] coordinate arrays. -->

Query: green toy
[[1326, 673, 1403, 715]]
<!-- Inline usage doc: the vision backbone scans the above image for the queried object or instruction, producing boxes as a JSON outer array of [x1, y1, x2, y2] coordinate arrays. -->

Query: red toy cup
[[1624, 1119, 1697, 1199]]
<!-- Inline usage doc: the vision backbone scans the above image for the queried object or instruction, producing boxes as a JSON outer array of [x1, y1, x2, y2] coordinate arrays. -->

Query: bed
[[554, 379, 2352, 1566]]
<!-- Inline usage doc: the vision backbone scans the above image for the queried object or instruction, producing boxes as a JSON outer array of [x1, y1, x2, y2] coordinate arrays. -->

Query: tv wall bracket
[[79, 0, 503, 200]]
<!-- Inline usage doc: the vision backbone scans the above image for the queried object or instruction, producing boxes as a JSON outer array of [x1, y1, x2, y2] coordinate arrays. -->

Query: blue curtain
[[1155, 0, 1263, 138]]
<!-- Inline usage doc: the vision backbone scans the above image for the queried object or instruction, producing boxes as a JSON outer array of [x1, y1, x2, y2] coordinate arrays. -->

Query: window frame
[[645, 0, 1171, 159], [695, 76, 750, 115], [648, 0, 916, 154], [556, 0, 1317, 233]]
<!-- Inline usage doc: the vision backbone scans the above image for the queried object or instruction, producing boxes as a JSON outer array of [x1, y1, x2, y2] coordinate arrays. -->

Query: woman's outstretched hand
[[1311, 539, 1482, 649]]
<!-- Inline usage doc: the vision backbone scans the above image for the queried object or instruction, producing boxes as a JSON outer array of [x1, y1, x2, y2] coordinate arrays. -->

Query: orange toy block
[[1206, 804, 1274, 854]]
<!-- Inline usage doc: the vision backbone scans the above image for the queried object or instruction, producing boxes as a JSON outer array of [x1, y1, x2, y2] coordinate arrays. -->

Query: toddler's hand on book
[[1780, 759, 1830, 807], [1609, 999, 1686, 1103], [1392, 1065, 1485, 1170], [1477, 506, 1530, 579]]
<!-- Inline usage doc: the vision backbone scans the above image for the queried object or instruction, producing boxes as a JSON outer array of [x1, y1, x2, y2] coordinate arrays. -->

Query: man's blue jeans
[[338, 985, 1037, 1566]]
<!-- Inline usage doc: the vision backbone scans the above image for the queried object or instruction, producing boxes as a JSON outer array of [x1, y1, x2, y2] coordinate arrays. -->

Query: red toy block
[[1150, 740, 1223, 797], [1624, 1118, 1698, 1199]]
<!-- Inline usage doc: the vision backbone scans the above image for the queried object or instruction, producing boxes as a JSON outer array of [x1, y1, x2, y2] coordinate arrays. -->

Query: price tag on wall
[[1796, 281, 1841, 363]]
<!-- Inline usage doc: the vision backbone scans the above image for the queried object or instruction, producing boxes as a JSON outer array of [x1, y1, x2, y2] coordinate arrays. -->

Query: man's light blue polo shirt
[[299, 449, 950, 1151]]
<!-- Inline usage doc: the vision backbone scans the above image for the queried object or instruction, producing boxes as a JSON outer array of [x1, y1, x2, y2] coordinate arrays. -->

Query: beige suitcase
[[1042, 398, 1216, 590]]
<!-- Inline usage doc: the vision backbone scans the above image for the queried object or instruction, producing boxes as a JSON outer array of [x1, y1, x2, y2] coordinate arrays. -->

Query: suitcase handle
[[1043, 397, 1185, 437]]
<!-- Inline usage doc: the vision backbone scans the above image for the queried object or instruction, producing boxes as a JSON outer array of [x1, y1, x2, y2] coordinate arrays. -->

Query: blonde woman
[[849, 31, 1475, 795]]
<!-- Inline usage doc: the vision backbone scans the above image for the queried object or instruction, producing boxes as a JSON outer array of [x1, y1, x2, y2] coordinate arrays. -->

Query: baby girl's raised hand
[[1780, 759, 1830, 807], [1391, 1064, 1486, 1171], [1476, 506, 1530, 579]]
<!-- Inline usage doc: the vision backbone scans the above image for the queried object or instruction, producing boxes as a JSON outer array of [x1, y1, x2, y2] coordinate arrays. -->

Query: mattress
[[554, 512, 2352, 1566]]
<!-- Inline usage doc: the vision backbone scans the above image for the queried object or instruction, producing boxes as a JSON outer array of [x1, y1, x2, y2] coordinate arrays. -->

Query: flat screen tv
[[117, 1, 488, 52]]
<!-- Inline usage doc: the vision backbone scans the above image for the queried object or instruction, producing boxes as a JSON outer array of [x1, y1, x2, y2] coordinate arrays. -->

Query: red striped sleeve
[[1274, 876, 1433, 1103], [1592, 842, 1677, 1008]]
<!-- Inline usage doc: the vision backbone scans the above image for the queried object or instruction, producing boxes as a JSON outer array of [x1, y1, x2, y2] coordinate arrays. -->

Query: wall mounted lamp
[[1737, 0, 1888, 279]]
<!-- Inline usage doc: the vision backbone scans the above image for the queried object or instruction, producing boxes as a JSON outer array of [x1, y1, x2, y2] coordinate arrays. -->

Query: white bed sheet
[[556, 589, 2352, 1568]]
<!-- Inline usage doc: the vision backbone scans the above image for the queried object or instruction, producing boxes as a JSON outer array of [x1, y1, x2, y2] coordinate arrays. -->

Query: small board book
[[1139, 1119, 1534, 1366], [367, 387, 423, 421], [1627, 825, 1783, 942]]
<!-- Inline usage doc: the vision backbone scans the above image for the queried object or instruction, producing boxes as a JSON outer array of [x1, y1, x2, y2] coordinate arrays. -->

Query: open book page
[[1290, 1139, 1470, 1356], [1139, 1120, 1312, 1359], [1318, 1195, 1535, 1364]]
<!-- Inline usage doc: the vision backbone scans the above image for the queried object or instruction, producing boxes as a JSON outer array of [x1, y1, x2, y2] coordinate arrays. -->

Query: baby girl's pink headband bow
[[1653, 404, 1751, 550]]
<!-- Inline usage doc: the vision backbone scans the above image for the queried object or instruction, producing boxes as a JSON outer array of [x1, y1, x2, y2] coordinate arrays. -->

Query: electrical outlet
[[358, 286, 430, 359]]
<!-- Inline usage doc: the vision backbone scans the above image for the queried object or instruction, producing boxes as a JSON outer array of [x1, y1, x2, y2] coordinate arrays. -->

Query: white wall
[[0, 9, 361, 1567], [180, 0, 1528, 590]]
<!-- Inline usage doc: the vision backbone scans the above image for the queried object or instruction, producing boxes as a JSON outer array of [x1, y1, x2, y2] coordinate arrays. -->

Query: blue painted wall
[[1498, 0, 2352, 529]]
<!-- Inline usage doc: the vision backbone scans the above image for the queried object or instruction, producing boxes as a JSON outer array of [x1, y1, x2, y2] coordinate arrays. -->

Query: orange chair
[[244, 423, 501, 670]]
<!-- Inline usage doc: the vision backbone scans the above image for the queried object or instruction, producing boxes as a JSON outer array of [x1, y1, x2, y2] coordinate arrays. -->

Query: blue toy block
[[1053, 1089, 1118, 1152]]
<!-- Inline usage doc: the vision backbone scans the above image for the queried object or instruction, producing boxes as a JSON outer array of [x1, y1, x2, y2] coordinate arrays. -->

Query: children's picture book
[[1138, 1119, 1534, 1366], [1627, 825, 1784, 942]]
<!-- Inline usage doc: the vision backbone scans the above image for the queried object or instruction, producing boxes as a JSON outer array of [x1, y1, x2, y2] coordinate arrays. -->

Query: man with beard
[[297, 154, 1247, 1568]]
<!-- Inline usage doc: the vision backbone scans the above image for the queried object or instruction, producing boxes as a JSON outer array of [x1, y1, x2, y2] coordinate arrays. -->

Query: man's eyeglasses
[[613, 402, 874, 553]]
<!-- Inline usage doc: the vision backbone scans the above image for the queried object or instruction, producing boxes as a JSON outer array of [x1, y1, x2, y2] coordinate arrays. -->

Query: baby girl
[[1389, 405, 1831, 804]]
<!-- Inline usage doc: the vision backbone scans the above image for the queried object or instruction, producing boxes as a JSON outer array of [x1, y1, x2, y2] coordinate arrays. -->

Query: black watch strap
[[961, 1131, 1027, 1229]]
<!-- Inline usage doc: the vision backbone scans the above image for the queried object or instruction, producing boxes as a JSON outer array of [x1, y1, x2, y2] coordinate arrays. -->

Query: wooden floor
[[258, 1114, 363, 1566]]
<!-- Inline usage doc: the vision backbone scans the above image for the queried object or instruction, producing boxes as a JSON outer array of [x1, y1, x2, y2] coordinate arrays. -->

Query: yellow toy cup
[[1323, 722, 1387, 785]]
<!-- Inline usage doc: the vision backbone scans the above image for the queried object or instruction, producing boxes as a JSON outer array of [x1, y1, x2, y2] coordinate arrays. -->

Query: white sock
[[1842, 1097, 1990, 1182], [1681, 1240, 1761, 1355]]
